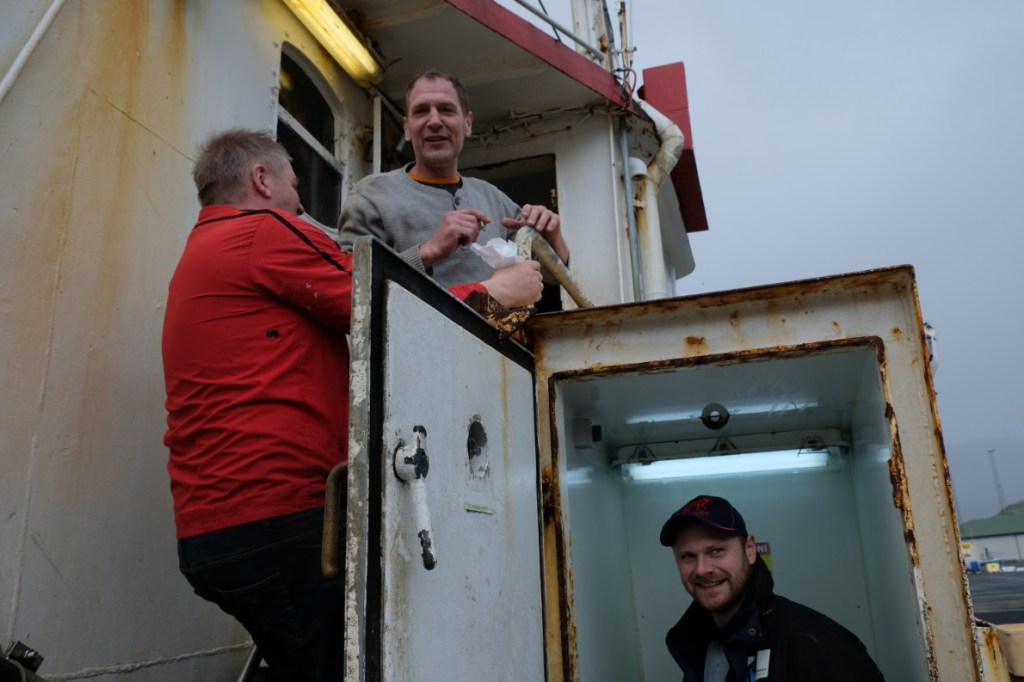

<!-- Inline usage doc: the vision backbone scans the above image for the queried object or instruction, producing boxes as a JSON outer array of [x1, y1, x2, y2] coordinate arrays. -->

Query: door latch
[[394, 426, 436, 570]]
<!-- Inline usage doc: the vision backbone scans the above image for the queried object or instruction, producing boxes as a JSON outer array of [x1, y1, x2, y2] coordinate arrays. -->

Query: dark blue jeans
[[178, 507, 345, 681]]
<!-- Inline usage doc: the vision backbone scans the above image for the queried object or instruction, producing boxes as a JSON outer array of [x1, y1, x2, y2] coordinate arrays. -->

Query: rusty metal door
[[345, 238, 545, 682], [526, 266, 979, 682]]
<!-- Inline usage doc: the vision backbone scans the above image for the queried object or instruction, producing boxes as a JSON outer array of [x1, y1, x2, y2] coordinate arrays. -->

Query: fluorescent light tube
[[625, 400, 818, 425], [282, 0, 382, 87], [623, 449, 836, 482]]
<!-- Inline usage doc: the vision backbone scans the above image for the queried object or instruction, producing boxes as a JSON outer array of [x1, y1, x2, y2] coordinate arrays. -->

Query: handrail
[[321, 461, 348, 578], [514, 227, 593, 308], [506, 0, 605, 62]]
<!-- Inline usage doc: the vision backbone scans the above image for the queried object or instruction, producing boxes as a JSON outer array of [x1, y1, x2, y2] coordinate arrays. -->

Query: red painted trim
[[640, 63, 693, 151], [671, 150, 708, 233], [443, 0, 641, 116]]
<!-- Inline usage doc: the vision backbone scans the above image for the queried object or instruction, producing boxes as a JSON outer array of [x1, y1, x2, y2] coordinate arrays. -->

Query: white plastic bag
[[470, 238, 525, 269]]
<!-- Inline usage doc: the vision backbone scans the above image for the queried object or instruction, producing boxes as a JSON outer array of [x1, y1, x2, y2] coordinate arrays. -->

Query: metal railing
[[515, 227, 593, 309]]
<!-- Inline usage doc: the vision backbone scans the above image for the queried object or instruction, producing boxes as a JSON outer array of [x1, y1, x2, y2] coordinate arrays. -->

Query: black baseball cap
[[659, 494, 748, 546]]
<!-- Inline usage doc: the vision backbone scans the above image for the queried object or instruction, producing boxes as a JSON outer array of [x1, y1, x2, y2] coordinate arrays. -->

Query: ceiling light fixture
[[613, 429, 847, 482], [282, 0, 382, 87], [624, 400, 818, 426], [623, 449, 838, 482]]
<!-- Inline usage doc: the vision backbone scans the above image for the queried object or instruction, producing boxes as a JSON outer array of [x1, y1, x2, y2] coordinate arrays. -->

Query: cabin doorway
[[464, 154, 562, 312]]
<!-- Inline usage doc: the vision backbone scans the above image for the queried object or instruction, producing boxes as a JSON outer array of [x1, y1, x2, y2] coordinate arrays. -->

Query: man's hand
[[501, 204, 569, 264], [481, 261, 543, 308], [419, 209, 492, 269]]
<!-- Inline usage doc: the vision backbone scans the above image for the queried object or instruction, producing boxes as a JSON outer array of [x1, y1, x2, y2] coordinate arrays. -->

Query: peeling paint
[[976, 623, 1010, 681]]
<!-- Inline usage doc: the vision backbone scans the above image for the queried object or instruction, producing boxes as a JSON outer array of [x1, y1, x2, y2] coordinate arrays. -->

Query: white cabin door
[[345, 239, 545, 682]]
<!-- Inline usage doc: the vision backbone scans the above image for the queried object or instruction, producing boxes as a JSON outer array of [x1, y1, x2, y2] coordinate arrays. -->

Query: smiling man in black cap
[[660, 494, 885, 681]]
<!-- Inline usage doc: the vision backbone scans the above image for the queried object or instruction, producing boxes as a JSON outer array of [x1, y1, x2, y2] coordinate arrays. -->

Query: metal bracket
[[4, 641, 43, 673]]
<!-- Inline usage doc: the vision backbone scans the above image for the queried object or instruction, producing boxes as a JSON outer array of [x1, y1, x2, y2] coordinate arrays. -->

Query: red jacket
[[163, 206, 487, 539], [163, 207, 356, 538]]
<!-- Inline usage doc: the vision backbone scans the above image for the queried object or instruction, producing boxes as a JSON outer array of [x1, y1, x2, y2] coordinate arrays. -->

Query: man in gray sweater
[[338, 69, 569, 308]]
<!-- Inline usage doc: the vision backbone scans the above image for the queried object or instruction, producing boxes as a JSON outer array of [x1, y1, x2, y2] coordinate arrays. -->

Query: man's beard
[[696, 557, 753, 623]]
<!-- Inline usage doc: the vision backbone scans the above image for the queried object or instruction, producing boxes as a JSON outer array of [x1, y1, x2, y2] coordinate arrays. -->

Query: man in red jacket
[[163, 129, 541, 681]]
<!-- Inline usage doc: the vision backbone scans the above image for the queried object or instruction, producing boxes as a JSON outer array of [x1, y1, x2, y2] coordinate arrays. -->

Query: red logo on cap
[[684, 496, 713, 517]]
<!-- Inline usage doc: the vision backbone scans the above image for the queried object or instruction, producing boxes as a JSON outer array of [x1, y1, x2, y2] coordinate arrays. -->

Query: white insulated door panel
[[378, 282, 544, 681]]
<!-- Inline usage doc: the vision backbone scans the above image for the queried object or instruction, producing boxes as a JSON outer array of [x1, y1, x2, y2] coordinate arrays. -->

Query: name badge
[[753, 649, 770, 680]]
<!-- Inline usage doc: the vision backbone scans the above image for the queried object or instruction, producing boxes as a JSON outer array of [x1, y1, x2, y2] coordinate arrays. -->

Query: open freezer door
[[527, 266, 978, 681], [344, 238, 545, 682]]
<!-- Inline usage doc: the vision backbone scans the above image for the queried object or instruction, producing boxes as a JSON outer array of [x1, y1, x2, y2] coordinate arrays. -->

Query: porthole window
[[467, 418, 489, 479], [276, 49, 344, 227]]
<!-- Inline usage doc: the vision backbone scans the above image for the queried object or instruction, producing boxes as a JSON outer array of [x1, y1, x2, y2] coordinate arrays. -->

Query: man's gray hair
[[193, 129, 291, 207], [403, 69, 471, 116]]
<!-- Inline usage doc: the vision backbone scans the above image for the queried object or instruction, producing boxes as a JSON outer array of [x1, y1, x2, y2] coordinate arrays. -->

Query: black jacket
[[666, 557, 884, 681]]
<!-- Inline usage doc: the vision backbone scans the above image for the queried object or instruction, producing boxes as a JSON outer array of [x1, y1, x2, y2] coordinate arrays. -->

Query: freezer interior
[[556, 344, 927, 681]]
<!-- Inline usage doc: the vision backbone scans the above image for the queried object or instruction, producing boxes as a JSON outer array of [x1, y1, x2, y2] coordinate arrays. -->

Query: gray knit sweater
[[337, 166, 520, 288]]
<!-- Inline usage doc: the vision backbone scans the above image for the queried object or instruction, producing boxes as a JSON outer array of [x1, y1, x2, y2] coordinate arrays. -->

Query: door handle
[[393, 426, 437, 570], [321, 461, 348, 578]]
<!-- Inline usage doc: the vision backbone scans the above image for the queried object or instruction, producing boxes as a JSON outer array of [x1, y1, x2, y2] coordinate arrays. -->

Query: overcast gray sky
[[621, 1, 1024, 520], [505, 0, 1022, 520]]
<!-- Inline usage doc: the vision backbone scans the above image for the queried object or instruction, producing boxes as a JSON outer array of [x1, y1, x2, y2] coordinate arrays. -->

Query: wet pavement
[[970, 571, 1024, 624], [969, 571, 1024, 680]]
